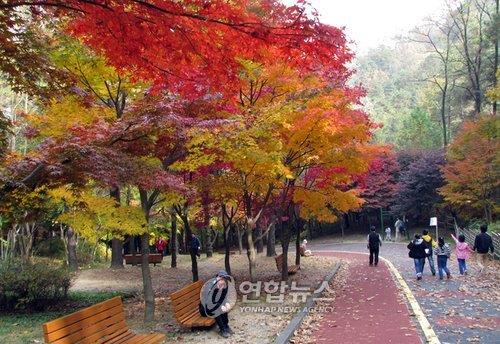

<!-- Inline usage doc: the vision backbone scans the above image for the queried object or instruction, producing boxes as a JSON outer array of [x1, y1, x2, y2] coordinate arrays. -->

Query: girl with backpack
[[435, 237, 451, 280]]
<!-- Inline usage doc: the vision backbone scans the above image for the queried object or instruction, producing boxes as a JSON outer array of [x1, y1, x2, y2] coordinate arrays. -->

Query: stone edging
[[273, 262, 342, 344]]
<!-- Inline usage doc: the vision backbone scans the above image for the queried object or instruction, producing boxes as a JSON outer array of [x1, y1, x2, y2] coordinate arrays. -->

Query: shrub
[[0, 259, 72, 311], [33, 237, 66, 260], [77, 240, 108, 265]]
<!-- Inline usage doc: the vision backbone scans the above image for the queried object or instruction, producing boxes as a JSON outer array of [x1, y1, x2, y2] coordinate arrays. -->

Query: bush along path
[[307, 252, 422, 344], [310, 242, 500, 344]]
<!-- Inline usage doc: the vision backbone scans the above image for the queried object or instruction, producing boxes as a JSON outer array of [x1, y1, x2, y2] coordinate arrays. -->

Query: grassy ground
[[0, 291, 131, 344]]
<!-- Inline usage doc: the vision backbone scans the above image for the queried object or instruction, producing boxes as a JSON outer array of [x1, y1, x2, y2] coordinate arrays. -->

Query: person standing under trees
[[473, 225, 495, 273], [408, 234, 427, 280], [191, 233, 201, 258], [367, 226, 382, 266], [422, 230, 437, 276]]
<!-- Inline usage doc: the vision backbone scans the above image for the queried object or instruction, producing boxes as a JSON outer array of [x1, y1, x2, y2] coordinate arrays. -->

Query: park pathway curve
[[312, 251, 422, 343]]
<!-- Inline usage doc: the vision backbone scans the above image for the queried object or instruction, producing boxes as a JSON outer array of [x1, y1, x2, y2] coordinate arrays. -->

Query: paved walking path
[[310, 241, 500, 344], [312, 251, 422, 343]]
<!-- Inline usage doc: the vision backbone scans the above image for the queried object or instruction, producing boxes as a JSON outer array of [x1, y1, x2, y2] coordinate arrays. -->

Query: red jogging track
[[312, 252, 422, 343]]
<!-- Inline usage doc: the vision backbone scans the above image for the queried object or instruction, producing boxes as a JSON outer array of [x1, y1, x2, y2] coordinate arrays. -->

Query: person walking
[[422, 230, 437, 276], [191, 233, 201, 258], [408, 234, 427, 280], [473, 225, 495, 273], [451, 233, 473, 275], [367, 226, 382, 266], [435, 237, 451, 280], [395, 218, 403, 240]]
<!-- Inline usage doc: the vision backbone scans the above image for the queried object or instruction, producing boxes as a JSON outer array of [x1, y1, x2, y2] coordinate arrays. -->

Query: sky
[[299, 0, 447, 54]]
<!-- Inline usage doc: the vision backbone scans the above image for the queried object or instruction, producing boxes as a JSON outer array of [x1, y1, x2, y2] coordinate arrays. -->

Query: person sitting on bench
[[300, 239, 313, 257]]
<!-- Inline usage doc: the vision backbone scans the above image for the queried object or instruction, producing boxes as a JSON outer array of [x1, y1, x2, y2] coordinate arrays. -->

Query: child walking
[[451, 233, 473, 275], [435, 237, 451, 280]]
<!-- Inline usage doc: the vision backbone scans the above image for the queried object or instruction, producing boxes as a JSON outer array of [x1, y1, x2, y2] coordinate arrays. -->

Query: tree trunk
[[280, 218, 291, 282], [255, 226, 264, 253], [110, 187, 124, 268], [170, 213, 177, 268], [110, 238, 124, 268], [224, 225, 231, 275], [66, 227, 78, 271], [295, 221, 301, 266], [140, 232, 155, 322], [246, 223, 257, 283], [180, 214, 198, 282], [266, 223, 276, 257], [440, 86, 448, 147], [237, 225, 243, 254], [139, 188, 155, 322], [206, 228, 213, 258], [494, 0, 499, 115]]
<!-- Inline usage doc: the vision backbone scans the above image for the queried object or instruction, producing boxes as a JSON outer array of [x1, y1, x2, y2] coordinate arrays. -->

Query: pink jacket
[[451, 234, 473, 260]]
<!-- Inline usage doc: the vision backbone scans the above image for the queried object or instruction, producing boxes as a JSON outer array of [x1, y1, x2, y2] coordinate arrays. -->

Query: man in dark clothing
[[473, 224, 495, 273], [190, 233, 201, 257], [367, 226, 382, 266]]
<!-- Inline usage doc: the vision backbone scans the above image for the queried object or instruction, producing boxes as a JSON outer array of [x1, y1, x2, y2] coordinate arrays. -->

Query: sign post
[[430, 217, 438, 239]]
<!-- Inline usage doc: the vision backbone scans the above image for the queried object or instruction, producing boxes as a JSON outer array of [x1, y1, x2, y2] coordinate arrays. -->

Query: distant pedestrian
[[408, 234, 427, 280], [435, 237, 451, 280], [191, 233, 201, 258], [385, 227, 392, 241], [473, 225, 494, 273], [395, 218, 404, 238], [451, 233, 473, 275], [422, 230, 437, 276], [367, 226, 382, 266], [155, 237, 168, 255]]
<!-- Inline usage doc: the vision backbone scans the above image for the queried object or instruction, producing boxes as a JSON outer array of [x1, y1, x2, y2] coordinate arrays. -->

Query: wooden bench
[[42, 296, 165, 344], [275, 253, 300, 275], [169, 280, 215, 328], [124, 253, 163, 266]]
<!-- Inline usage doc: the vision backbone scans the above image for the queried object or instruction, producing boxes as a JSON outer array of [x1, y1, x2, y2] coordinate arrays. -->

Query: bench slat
[[101, 330, 135, 344], [170, 280, 204, 300], [170, 280, 215, 328], [171, 286, 201, 307], [45, 304, 123, 342], [51, 314, 126, 344], [43, 297, 165, 344], [141, 333, 167, 344], [76, 318, 128, 344], [179, 309, 199, 324], [44, 297, 122, 335]]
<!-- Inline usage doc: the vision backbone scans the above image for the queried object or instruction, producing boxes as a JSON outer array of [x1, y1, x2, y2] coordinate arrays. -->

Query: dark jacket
[[408, 238, 427, 259], [191, 235, 201, 252], [367, 232, 382, 249], [474, 232, 494, 254]]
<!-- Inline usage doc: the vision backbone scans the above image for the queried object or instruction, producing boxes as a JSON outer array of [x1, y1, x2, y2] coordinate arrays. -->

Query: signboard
[[429, 217, 437, 227]]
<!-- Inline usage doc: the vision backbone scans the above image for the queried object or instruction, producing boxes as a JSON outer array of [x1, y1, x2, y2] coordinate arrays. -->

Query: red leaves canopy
[[61, 0, 352, 98]]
